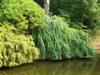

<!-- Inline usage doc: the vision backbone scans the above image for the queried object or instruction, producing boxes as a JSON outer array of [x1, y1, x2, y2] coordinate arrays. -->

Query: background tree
[[34, 0, 50, 14], [50, 0, 99, 30], [44, 0, 50, 14]]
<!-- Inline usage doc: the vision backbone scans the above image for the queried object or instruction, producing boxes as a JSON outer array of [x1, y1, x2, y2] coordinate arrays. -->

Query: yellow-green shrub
[[0, 25, 40, 67], [0, 0, 45, 33]]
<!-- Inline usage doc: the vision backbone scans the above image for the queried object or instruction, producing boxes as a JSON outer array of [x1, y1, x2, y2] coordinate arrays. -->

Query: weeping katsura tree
[[32, 16, 96, 60]]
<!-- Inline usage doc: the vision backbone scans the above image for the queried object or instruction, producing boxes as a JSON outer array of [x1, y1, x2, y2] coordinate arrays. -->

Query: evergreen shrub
[[0, 25, 40, 67], [0, 0, 45, 33]]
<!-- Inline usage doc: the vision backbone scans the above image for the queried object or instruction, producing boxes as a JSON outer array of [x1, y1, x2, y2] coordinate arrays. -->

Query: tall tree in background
[[34, 0, 50, 14], [50, 0, 99, 29], [44, 0, 50, 14]]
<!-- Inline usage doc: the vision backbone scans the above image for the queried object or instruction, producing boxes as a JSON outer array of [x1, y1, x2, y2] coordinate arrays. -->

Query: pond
[[0, 54, 100, 75]]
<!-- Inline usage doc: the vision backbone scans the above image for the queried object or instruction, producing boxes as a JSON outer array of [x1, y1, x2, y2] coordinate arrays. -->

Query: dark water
[[0, 55, 100, 75]]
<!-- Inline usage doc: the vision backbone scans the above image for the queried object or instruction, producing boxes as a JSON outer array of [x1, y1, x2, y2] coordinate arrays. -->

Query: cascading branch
[[32, 16, 96, 60], [0, 25, 40, 67]]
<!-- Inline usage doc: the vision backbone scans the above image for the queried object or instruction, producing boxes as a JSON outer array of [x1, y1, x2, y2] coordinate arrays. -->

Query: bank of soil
[[91, 30, 100, 53]]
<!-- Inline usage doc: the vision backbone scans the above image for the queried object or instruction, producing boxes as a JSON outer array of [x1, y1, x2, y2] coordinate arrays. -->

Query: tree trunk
[[44, 0, 50, 14]]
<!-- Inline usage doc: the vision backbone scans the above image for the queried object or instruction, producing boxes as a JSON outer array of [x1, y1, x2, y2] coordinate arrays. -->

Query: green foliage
[[50, 0, 99, 30], [97, 0, 100, 25], [0, 0, 45, 33], [32, 16, 96, 60], [0, 25, 40, 67], [0, 0, 97, 67]]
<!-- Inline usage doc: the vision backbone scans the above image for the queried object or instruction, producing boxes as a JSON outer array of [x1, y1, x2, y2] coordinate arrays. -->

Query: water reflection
[[0, 59, 97, 75]]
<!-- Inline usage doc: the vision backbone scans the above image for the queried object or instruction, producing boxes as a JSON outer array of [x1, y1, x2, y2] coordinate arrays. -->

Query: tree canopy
[[50, 0, 99, 29]]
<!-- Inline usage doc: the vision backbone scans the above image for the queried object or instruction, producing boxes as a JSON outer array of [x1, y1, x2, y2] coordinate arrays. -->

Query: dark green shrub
[[0, 25, 40, 67], [0, 0, 45, 33], [32, 16, 96, 60]]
